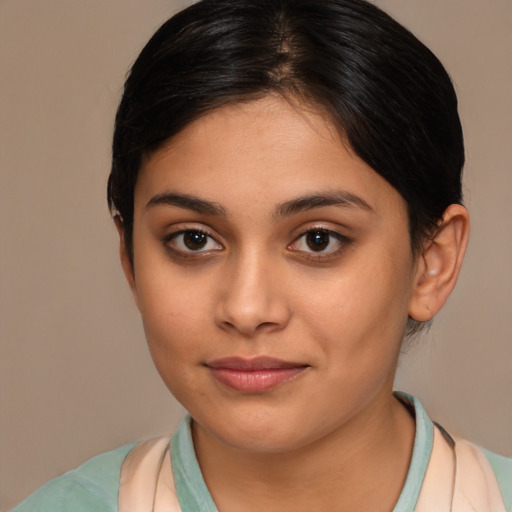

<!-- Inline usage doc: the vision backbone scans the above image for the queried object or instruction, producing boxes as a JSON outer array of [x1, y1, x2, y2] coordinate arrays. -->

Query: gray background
[[1, 0, 511, 509]]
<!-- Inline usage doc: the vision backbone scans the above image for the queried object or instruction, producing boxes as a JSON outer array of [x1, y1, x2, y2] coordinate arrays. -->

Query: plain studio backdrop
[[1, 0, 511, 509]]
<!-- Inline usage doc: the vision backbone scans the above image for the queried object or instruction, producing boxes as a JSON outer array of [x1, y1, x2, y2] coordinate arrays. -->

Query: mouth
[[205, 356, 310, 393]]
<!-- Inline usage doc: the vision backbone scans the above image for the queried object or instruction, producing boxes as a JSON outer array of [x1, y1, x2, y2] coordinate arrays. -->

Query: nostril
[[213, 264, 292, 336], [255, 321, 283, 332], [214, 299, 291, 336]]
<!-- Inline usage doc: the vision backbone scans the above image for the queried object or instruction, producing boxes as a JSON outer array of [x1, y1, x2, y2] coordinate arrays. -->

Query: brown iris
[[306, 230, 330, 251], [183, 231, 208, 250]]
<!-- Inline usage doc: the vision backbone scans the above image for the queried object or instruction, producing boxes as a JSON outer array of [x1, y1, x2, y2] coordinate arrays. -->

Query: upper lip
[[206, 356, 308, 370]]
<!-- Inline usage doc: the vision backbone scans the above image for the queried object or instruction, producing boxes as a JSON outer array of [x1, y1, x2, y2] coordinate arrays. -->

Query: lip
[[206, 357, 309, 393]]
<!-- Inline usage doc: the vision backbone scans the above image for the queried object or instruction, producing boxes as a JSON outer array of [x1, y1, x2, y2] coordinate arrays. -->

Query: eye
[[165, 229, 222, 253], [289, 228, 348, 256]]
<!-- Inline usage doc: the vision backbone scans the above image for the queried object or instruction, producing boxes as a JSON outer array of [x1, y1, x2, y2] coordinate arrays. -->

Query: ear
[[114, 216, 140, 310], [408, 204, 470, 322]]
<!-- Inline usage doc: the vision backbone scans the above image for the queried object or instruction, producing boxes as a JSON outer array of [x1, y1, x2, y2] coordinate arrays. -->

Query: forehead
[[135, 95, 406, 220]]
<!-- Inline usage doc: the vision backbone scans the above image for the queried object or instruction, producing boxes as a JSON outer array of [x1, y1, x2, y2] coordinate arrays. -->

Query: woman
[[13, 0, 511, 510]]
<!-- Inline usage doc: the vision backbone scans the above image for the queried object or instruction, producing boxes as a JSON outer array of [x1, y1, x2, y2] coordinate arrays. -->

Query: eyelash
[[163, 229, 222, 258], [288, 228, 350, 260], [162, 227, 350, 261]]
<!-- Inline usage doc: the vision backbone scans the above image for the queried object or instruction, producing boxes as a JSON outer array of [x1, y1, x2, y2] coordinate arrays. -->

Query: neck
[[193, 390, 415, 512]]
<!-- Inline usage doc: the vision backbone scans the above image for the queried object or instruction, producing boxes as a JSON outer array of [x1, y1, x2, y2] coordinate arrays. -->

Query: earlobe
[[114, 216, 140, 310], [408, 204, 470, 322]]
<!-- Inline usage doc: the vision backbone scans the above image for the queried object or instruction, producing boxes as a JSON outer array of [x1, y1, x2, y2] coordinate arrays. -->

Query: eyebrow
[[144, 190, 373, 219], [274, 191, 374, 219], [145, 192, 227, 216]]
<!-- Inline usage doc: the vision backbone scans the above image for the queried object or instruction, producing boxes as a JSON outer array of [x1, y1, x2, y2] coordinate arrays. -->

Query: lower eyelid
[[163, 229, 222, 252], [162, 227, 348, 256], [287, 232, 352, 261]]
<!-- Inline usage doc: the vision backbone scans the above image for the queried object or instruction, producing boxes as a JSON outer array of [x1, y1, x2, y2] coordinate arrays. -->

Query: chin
[[213, 425, 308, 454], [192, 403, 324, 455]]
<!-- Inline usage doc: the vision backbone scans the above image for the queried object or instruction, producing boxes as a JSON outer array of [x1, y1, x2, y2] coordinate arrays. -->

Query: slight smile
[[206, 357, 310, 393]]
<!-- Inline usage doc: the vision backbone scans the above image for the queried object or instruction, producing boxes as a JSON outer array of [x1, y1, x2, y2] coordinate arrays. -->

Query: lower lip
[[209, 367, 308, 393]]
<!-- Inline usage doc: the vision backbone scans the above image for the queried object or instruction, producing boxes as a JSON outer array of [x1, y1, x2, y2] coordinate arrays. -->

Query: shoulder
[[480, 447, 512, 510], [12, 442, 137, 512]]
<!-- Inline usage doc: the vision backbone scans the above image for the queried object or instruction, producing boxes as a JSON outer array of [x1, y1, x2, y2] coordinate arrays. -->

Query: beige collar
[[119, 426, 506, 512]]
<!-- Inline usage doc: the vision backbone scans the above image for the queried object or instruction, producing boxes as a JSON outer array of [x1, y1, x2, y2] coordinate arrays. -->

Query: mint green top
[[13, 394, 511, 511], [12, 442, 136, 511]]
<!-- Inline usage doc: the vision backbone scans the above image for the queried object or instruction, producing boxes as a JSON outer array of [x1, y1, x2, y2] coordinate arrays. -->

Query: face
[[125, 96, 420, 453]]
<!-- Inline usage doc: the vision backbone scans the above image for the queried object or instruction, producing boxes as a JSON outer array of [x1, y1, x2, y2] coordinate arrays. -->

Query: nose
[[214, 252, 291, 336]]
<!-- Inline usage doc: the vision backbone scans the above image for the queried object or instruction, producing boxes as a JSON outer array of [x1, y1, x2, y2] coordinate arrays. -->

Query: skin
[[118, 95, 469, 511]]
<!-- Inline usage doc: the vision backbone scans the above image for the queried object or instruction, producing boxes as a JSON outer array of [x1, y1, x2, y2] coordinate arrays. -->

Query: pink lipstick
[[206, 357, 309, 393]]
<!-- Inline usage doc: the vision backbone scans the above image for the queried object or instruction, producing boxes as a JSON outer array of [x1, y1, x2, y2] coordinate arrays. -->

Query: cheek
[[133, 234, 212, 341], [301, 247, 414, 359], [138, 279, 208, 351], [137, 281, 210, 404], [132, 256, 213, 380]]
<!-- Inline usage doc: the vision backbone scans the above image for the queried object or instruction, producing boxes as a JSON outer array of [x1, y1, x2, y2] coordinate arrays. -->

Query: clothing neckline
[[170, 392, 434, 512]]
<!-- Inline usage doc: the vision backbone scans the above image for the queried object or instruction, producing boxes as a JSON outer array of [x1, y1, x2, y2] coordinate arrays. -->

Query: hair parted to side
[[108, 0, 465, 336]]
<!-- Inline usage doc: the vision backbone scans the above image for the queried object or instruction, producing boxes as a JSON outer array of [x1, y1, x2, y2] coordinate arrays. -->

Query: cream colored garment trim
[[451, 438, 507, 512], [416, 426, 506, 511], [119, 428, 506, 512], [118, 436, 181, 512]]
